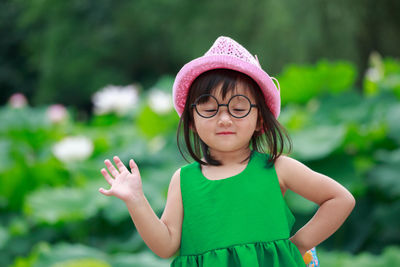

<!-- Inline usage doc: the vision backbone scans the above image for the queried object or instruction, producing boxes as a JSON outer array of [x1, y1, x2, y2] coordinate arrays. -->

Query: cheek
[[192, 116, 208, 136], [246, 113, 259, 128], [242, 116, 259, 136], [192, 113, 203, 130]]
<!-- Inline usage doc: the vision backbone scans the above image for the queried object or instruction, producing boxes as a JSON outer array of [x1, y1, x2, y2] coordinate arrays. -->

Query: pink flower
[[8, 93, 27, 108], [47, 104, 68, 123]]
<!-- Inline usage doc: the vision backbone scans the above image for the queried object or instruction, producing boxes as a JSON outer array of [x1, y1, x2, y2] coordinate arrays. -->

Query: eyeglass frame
[[191, 94, 258, 119]]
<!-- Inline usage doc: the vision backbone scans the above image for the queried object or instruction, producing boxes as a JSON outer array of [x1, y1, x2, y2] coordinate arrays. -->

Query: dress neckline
[[197, 151, 256, 182]]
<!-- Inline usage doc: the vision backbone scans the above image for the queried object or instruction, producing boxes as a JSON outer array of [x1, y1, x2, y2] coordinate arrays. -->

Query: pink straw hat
[[173, 36, 281, 118]]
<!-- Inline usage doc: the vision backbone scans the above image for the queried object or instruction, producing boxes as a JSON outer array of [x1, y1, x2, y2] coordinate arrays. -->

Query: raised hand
[[99, 156, 144, 204]]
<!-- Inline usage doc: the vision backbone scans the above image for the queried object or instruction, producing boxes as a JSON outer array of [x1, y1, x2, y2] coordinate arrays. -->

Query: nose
[[217, 107, 232, 127]]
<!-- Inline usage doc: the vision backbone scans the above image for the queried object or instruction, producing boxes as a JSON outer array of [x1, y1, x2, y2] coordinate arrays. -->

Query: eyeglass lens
[[195, 95, 252, 118]]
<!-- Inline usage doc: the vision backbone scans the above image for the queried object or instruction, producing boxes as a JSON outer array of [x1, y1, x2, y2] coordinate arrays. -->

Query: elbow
[[350, 194, 356, 209], [154, 243, 179, 259], [157, 249, 177, 259], [344, 192, 356, 212], [154, 250, 170, 259], [158, 253, 171, 259]]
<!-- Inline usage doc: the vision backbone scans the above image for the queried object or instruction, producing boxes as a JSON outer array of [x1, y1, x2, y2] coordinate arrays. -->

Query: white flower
[[148, 89, 173, 114], [46, 104, 68, 123], [52, 136, 94, 163], [8, 93, 27, 108], [92, 85, 139, 116], [365, 67, 382, 82]]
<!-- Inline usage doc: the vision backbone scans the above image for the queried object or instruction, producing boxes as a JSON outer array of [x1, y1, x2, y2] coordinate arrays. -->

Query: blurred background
[[1, 0, 400, 266]]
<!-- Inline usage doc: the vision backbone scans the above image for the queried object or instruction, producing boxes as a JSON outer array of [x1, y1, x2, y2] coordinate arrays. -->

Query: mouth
[[216, 132, 235, 135]]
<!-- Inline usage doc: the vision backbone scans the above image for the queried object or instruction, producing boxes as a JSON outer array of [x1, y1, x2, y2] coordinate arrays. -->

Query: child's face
[[192, 83, 260, 155]]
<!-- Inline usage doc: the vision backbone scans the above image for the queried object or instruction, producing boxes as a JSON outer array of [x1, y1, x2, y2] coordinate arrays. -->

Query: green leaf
[[316, 246, 400, 267], [279, 60, 356, 105], [12, 243, 170, 267], [315, 60, 357, 94], [367, 164, 400, 198], [137, 106, 178, 138], [0, 107, 50, 134], [0, 139, 13, 172], [32, 243, 108, 267], [150, 75, 175, 92], [374, 149, 400, 164], [373, 201, 400, 244], [291, 125, 346, 161], [0, 225, 9, 250], [387, 104, 400, 144], [102, 197, 130, 224], [24, 182, 107, 224], [52, 259, 110, 267], [284, 190, 318, 215], [111, 251, 171, 267]]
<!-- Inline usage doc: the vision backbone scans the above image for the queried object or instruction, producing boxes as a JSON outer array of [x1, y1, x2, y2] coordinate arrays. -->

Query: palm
[[99, 156, 143, 203]]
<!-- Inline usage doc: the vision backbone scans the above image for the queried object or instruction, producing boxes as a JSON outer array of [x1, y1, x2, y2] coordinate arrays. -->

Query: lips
[[216, 131, 235, 135]]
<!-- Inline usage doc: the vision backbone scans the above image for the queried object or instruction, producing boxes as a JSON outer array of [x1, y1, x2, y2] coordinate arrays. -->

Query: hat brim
[[173, 54, 280, 118]]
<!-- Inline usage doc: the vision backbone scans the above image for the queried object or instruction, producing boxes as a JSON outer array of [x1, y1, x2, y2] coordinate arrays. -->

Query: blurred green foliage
[[1, 0, 400, 110], [279, 60, 357, 105], [1, 57, 400, 266]]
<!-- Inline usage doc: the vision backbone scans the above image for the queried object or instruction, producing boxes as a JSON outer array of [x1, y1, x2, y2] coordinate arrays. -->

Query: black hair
[[177, 69, 292, 166]]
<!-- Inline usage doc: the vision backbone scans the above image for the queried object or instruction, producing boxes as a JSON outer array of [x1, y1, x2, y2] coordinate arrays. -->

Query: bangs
[[188, 69, 258, 104]]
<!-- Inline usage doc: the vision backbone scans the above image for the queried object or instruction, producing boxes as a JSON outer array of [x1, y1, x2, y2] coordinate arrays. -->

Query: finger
[[104, 159, 119, 177], [100, 168, 113, 185], [129, 159, 138, 172], [99, 187, 112, 196], [113, 156, 129, 173]]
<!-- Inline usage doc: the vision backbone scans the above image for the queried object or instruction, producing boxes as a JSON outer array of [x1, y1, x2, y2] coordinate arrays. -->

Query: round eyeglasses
[[191, 94, 257, 118]]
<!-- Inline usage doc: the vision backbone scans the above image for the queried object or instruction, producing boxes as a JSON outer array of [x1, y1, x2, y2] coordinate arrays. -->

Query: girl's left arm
[[275, 156, 356, 256]]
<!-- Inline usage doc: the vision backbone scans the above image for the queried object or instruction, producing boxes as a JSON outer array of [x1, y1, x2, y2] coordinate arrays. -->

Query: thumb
[[99, 187, 112, 196]]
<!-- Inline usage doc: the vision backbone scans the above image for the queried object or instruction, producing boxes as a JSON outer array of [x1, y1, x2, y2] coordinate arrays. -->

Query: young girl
[[99, 36, 355, 266]]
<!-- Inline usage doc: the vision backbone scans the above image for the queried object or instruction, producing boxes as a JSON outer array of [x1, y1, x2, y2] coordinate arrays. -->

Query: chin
[[209, 145, 249, 153]]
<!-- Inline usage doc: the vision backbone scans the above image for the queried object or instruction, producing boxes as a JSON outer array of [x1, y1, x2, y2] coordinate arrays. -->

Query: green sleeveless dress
[[171, 151, 306, 267]]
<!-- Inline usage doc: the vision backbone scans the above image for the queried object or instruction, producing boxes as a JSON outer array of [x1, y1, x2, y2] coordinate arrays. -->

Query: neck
[[208, 146, 252, 166]]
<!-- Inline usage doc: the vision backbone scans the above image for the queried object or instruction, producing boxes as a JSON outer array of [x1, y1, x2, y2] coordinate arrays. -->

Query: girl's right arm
[[99, 156, 183, 258]]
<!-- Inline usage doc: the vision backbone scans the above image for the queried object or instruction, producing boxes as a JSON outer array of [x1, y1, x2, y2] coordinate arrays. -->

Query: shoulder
[[169, 168, 181, 188], [274, 155, 316, 193], [162, 169, 183, 217], [274, 155, 304, 174], [273, 155, 298, 193]]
